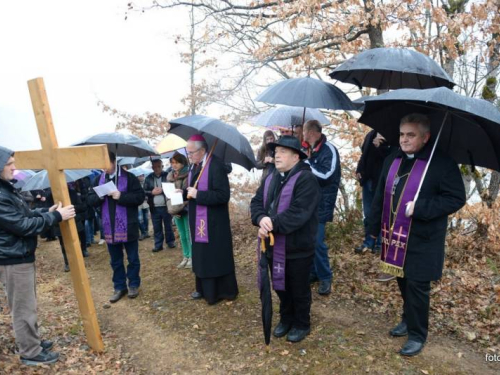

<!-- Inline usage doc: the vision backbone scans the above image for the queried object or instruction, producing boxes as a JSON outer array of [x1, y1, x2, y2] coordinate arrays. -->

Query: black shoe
[[21, 349, 59, 365], [191, 291, 202, 300], [389, 321, 408, 337], [82, 250, 89, 258], [109, 289, 127, 303], [318, 280, 332, 295], [138, 235, 145, 241], [286, 327, 310, 343], [167, 242, 176, 249], [128, 287, 139, 299], [399, 340, 424, 356], [152, 247, 164, 253], [309, 274, 319, 284], [64, 264, 70, 273], [273, 322, 292, 338], [372, 245, 381, 255], [40, 340, 53, 350], [354, 244, 371, 254]]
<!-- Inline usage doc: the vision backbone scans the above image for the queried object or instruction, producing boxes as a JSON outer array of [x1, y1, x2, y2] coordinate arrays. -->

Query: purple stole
[[100, 171, 128, 244], [188, 157, 212, 243], [257, 170, 303, 291], [380, 157, 428, 277]]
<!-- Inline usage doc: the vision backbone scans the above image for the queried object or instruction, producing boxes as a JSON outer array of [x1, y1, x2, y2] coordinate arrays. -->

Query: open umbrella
[[156, 134, 187, 154], [128, 166, 153, 177], [22, 169, 93, 192], [12, 169, 37, 189], [72, 133, 158, 157], [358, 87, 500, 199], [253, 105, 329, 128], [168, 115, 257, 171], [329, 47, 455, 90], [255, 77, 357, 111]]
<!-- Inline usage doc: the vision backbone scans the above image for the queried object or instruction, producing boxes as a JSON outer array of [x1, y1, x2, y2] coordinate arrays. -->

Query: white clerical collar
[[406, 153, 415, 159]]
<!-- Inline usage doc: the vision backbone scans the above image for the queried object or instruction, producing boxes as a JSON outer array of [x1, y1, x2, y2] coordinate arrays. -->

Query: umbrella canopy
[[330, 48, 455, 90], [117, 157, 138, 167], [168, 115, 257, 171], [128, 166, 153, 177], [22, 169, 93, 192], [253, 105, 329, 128], [255, 77, 357, 111], [12, 169, 37, 189], [156, 134, 187, 154], [72, 132, 158, 157], [357, 87, 500, 171]]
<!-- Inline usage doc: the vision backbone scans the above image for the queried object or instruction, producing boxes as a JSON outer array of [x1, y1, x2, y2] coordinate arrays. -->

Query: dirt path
[[2, 235, 498, 374]]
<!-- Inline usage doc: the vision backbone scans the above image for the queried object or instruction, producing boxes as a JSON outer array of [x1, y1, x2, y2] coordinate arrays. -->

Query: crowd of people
[[0, 113, 466, 364]]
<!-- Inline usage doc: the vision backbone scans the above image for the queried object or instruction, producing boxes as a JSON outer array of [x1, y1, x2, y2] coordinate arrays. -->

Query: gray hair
[[400, 113, 431, 134], [189, 140, 208, 152], [304, 119, 322, 133]]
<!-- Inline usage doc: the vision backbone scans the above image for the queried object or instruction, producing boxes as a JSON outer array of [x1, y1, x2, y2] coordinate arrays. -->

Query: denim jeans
[[151, 206, 175, 249], [310, 223, 333, 282], [138, 208, 149, 236], [362, 179, 381, 248], [106, 240, 141, 291], [85, 219, 95, 246]]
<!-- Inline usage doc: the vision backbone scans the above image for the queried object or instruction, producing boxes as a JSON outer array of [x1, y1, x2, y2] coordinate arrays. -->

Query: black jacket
[[369, 146, 466, 281], [251, 161, 320, 259], [306, 134, 341, 223], [0, 179, 62, 265], [144, 171, 169, 214], [356, 130, 392, 186], [87, 169, 145, 243], [47, 188, 86, 235]]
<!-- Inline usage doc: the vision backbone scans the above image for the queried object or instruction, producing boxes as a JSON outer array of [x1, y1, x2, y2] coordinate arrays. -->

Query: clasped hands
[[258, 216, 273, 239]]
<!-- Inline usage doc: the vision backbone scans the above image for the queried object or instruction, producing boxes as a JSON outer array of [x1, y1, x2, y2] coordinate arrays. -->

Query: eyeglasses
[[187, 149, 201, 156]]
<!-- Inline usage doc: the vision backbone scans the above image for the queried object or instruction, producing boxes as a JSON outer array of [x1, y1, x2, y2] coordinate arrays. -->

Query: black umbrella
[[358, 87, 500, 198], [259, 234, 274, 348], [330, 48, 455, 90], [168, 115, 257, 171], [72, 133, 158, 157], [255, 77, 358, 111]]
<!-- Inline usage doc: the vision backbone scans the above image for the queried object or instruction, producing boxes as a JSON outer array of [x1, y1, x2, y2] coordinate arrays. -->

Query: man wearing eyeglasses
[[368, 113, 465, 357], [183, 134, 238, 305]]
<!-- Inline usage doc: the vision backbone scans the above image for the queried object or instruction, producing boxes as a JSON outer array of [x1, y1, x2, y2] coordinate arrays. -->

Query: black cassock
[[188, 155, 238, 304]]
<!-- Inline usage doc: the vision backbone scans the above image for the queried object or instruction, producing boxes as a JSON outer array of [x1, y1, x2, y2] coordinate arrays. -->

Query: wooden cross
[[14, 78, 108, 352]]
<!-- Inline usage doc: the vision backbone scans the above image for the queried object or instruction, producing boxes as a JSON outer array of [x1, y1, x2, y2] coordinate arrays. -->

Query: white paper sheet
[[162, 182, 176, 199], [170, 192, 184, 205], [93, 181, 118, 198]]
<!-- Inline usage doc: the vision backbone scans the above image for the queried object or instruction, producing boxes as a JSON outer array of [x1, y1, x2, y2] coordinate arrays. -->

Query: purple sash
[[100, 171, 128, 244], [188, 157, 212, 243], [257, 170, 303, 291], [380, 157, 428, 277]]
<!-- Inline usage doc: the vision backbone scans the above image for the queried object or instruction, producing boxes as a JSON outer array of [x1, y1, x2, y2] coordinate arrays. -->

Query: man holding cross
[[0, 145, 76, 365], [368, 114, 466, 356]]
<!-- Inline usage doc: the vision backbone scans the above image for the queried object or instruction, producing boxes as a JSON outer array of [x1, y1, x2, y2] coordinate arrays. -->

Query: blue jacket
[[306, 134, 341, 223]]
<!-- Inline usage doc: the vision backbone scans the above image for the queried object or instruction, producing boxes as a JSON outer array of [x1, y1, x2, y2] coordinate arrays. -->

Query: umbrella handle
[[260, 233, 275, 252]]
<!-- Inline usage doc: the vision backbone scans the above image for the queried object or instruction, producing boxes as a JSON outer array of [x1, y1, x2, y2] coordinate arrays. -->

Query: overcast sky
[[0, 0, 190, 151]]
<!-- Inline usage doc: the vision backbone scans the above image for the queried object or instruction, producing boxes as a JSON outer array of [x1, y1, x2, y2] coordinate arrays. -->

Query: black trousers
[[397, 277, 431, 343], [271, 255, 314, 330]]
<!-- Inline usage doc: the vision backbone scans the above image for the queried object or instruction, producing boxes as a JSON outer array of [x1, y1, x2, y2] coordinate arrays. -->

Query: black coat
[[0, 179, 62, 265], [369, 146, 466, 281], [356, 130, 392, 186], [250, 161, 320, 259], [144, 171, 169, 214], [187, 155, 235, 278], [46, 188, 86, 235], [88, 169, 145, 243]]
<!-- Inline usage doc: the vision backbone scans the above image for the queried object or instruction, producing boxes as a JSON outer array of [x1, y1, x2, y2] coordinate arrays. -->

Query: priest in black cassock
[[184, 134, 238, 305]]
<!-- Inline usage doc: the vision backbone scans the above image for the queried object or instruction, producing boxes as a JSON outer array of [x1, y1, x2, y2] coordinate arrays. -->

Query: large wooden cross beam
[[15, 78, 108, 352]]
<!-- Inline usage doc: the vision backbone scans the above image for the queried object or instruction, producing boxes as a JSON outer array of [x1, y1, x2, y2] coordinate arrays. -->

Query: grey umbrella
[[22, 169, 93, 192], [330, 48, 455, 90], [168, 115, 257, 171], [357, 87, 500, 200], [13, 169, 37, 189], [255, 77, 357, 111], [72, 133, 158, 157], [253, 105, 329, 128]]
